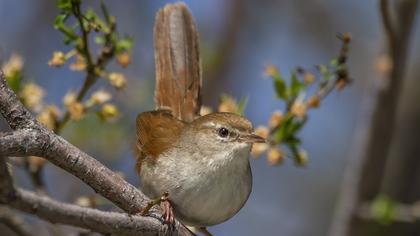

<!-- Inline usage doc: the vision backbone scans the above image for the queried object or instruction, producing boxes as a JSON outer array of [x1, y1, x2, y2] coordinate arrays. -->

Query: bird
[[135, 2, 265, 230]]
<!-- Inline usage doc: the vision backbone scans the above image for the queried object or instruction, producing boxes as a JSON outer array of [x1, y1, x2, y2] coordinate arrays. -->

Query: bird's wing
[[135, 110, 186, 173]]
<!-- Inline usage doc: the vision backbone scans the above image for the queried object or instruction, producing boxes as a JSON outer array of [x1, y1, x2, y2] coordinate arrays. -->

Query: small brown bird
[[135, 3, 265, 228]]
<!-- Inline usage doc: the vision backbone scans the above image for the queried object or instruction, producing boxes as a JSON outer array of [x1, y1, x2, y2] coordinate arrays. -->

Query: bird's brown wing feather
[[135, 110, 186, 173], [154, 3, 201, 122]]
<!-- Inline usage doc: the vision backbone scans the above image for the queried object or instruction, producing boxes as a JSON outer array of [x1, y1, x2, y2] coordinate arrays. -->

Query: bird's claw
[[160, 192, 175, 225], [138, 191, 175, 226]]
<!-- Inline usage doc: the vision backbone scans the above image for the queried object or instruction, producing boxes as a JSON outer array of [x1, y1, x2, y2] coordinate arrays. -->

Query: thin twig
[[73, 1, 94, 68]]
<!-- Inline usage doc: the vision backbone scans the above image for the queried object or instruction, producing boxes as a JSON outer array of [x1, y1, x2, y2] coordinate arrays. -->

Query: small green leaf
[[330, 58, 338, 67], [290, 72, 304, 98], [116, 37, 134, 53], [6, 71, 22, 93], [84, 9, 105, 32], [293, 149, 308, 166], [284, 135, 301, 146], [288, 119, 306, 134], [85, 9, 97, 20], [54, 13, 78, 44], [371, 195, 396, 225], [274, 116, 293, 142], [54, 13, 69, 29], [273, 74, 287, 99], [63, 35, 73, 45], [57, 0, 73, 12], [95, 35, 106, 45], [61, 27, 78, 44]]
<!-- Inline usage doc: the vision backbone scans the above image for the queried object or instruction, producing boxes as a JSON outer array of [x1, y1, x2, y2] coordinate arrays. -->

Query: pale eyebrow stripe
[[201, 122, 216, 129]]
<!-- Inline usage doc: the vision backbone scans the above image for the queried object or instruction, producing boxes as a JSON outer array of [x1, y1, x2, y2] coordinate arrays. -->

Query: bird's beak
[[239, 133, 266, 143]]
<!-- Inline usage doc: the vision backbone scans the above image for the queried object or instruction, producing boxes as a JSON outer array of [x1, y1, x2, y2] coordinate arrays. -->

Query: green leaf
[[63, 35, 73, 45], [371, 195, 396, 225], [95, 35, 106, 45], [330, 58, 338, 67], [288, 119, 306, 134], [290, 72, 304, 98], [84, 9, 105, 32], [293, 149, 308, 166], [284, 135, 301, 146], [54, 13, 78, 44], [116, 37, 134, 53], [54, 13, 69, 29], [85, 9, 97, 20], [6, 71, 22, 93], [274, 116, 293, 142], [273, 74, 287, 99], [274, 115, 307, 145], [57, 0, 73, 12]]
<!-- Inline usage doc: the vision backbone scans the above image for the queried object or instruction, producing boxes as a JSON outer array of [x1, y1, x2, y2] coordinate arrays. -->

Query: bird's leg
[[139, 192, 174, 224], [160, 192, 174, 224], [197, 227, 213, 236]]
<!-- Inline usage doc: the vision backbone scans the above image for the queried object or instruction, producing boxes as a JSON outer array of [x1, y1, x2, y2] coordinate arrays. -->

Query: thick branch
[[6, 188, 164, 236], [0, 130, 44, 157], [0, 72, 36, 130]]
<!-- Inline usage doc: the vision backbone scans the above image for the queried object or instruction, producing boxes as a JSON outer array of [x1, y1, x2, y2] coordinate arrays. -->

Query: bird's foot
[[138, 192, 174, 225], [159, 192, 175, 225], [197, 227, 213, 236]]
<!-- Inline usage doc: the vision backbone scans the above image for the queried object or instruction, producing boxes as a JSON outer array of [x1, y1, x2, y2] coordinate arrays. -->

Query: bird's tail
[[154, 2, 202, 122]]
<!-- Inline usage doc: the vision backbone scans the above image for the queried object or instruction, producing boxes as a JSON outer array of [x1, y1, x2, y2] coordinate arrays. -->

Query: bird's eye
[[218, 127, 230, 138]]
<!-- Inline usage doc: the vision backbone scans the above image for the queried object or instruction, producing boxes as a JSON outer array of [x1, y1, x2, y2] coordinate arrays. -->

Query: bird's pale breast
[[139, 144, 252, 226]]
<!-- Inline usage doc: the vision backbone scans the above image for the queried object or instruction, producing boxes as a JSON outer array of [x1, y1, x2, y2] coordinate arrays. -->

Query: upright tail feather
[[154, 2, 202, 122]]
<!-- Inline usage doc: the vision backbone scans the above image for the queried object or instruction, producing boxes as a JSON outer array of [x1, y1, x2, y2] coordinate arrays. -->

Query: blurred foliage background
[[0, 0, 419, 235]]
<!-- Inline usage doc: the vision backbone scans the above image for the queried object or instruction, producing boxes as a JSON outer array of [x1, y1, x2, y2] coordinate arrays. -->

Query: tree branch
[[6, 188, 165, 236], [0, 130, 44, 157], [0, 147, 162, 236], [0, 205, 31, 236], [0, 75, 36, 131]]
